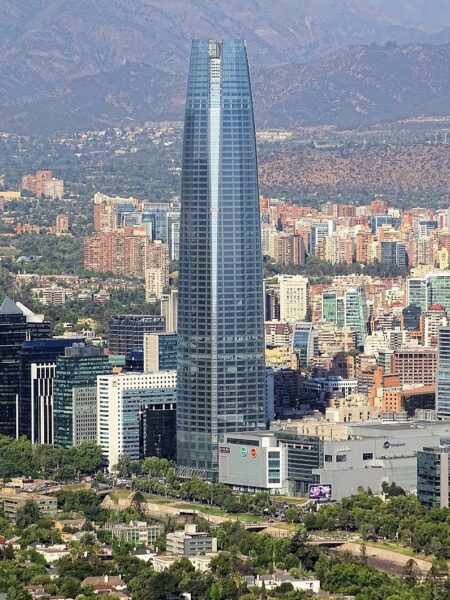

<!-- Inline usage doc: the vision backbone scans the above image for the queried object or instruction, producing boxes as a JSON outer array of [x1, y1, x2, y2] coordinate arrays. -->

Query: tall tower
[[177, 39, 266, 479], [437, 326, 450, 419]]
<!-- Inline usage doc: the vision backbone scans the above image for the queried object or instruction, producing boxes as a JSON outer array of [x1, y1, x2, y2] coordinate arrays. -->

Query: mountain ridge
[[1, 1, 450, 133], [1, 42, 450, 134]]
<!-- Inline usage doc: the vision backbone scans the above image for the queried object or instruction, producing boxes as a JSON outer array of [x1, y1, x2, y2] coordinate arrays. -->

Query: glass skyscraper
[[53, 345, 111, 448], [437, 326, 450, 419], [0, 297, 50, 437], [177, 39, 266, 479]]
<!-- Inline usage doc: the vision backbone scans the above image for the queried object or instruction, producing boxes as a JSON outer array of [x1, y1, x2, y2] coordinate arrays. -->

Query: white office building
[[279, 275, 308, 323], [97, 371, 177, 468]]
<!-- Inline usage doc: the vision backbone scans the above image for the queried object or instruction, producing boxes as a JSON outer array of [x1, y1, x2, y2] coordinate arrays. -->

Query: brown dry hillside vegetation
[[258, 144, 450, 193]]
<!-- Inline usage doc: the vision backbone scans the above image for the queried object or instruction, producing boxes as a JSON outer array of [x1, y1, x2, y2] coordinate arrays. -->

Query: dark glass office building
[[417, 446, 450, 509], [53, 345, 111, 448], [177, 40, 266, 479], [140, 400, 177, 462], [402, 304, 422, 331], [19, 337, 84, 442], [0, 297, 50, 437], [108, 315, 165, 356]]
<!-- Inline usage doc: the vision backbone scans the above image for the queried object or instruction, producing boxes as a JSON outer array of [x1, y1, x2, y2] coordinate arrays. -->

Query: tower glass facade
[[177, 39, 266, 478], [437, 326, 450, 419]]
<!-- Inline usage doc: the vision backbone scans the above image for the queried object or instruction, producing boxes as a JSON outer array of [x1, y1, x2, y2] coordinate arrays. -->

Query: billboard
[[309, 484, 332, 500]]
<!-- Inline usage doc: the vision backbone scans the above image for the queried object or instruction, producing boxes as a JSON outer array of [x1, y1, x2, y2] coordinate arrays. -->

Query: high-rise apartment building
[[423, 304, 448, 346], [0, 298, 50, 437], [391, 347, 437, 387], [273, 233, 306, 267], [83, 228, 169, 279], [55, 214, 69, 234], [355, 229, 373, 264], [322, 287, 368, 347], [43, 178, 64, 200], [35, 171, 54, 198], [279, 275, 309, 323], [53, 345, 111, 448], [177, 40, 266, 478], [407, 272, 450, 313], [145, 268, 164, 302]]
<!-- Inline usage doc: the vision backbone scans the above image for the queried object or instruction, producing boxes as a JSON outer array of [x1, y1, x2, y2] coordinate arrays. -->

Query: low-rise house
[[54, 516, 87, 531], [131, 548, 156, 562], [152, 554, 179, 572], [47, 565, 60, 580], [26, 585, 46, 600], [98, 544, 113, 560], [35, 545, 71, 563], [189, 554, 218, 573], [81, 575, 127, 594], [253, 572, 320, 594], [152, 552, 218, 573], [166, 524, 217, 557]]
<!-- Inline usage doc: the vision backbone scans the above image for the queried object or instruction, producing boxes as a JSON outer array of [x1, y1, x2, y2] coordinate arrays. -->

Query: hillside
[[0, 1, 450, 133], [2, 42, 450, 134], [254, 43, 450, 128], [259, 144, 450, 195]]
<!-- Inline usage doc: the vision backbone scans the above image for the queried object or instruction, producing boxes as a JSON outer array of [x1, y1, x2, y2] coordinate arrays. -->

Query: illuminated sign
[[250, 447, 258, 458], [241, 447, 248, 457], [309, 484, 332, 500]]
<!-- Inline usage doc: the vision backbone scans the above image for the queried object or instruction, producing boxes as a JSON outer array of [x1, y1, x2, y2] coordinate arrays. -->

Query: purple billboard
[[309, 484, 332, 500]]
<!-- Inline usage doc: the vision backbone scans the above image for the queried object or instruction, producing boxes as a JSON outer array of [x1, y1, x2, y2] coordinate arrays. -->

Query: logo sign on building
[[241, 447, 248, 457], [309, 484, 332, 501], [383, 440, 406, 449], [250, 447, 258, 458], [219, 446, 230, 454]]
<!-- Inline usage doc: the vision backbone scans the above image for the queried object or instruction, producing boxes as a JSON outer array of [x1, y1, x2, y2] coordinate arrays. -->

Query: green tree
[[74, 442, 103, 473], [58, 576, 82, 598], [130, 491, 147, 518], [6, 585, 32, 600], [284, 507, 299, 523], [113, 454, 134, 478], [16, 501, 41, 529]]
